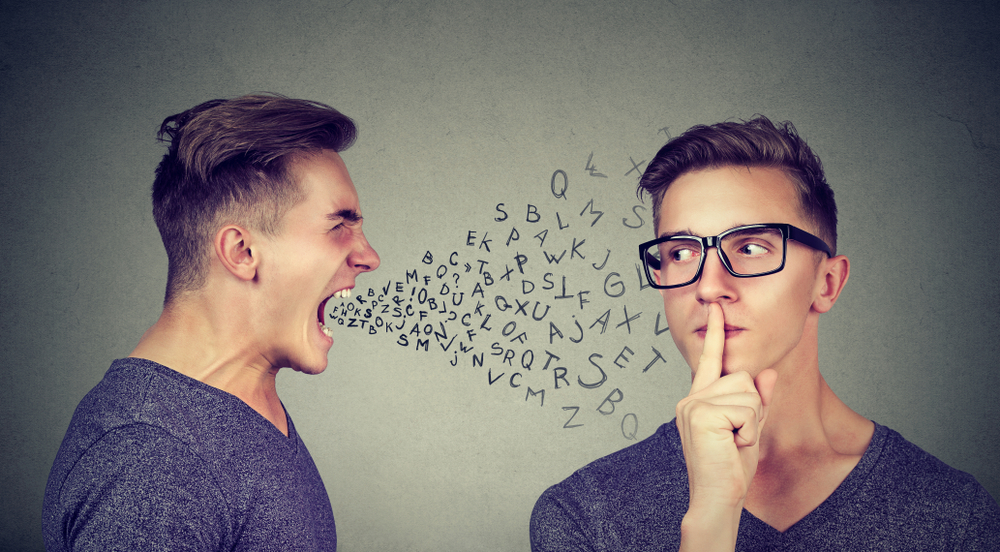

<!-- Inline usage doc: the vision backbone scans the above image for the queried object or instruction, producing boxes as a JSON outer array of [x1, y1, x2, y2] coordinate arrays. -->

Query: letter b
[[596, 388, 623, 415]]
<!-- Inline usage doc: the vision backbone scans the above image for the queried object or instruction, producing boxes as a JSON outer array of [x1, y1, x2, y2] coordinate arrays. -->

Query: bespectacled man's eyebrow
[[657, 228, 695, 240], [327, 209, 363, 224], [656, 223, 754, 240]]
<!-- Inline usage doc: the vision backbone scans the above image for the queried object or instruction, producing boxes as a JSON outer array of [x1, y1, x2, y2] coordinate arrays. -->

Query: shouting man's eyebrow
[[327, 209, 363, 223]]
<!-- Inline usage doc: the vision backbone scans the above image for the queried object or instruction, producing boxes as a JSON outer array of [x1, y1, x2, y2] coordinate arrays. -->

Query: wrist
[[679, 505, 742, 552]]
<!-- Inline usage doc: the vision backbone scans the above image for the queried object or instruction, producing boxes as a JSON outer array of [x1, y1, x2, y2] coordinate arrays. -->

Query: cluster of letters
[[330, 154, 676, 439]]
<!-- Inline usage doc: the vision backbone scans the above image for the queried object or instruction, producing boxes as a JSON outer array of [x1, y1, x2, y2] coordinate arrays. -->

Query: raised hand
[[676, 302, 777, 551]]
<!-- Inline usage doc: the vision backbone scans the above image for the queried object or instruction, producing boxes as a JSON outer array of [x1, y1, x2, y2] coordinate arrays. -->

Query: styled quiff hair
[[152, 93, 357, 304], [637, 116, 838, 255]]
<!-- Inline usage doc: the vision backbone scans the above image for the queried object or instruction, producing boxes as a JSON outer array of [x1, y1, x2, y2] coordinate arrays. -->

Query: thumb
[[754, 368, 778, 431]]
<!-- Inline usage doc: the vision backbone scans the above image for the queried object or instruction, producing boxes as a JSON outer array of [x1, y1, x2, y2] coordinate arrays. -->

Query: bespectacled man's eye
[[737, 243, 769, 257], [669, 246, 699, 262]]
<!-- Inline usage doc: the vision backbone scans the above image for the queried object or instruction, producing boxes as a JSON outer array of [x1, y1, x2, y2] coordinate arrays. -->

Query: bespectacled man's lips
[[695, 324, 745, 337]]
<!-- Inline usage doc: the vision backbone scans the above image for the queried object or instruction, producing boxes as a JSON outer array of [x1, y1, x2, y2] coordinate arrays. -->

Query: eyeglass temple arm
[[787, 226, 832, 257]]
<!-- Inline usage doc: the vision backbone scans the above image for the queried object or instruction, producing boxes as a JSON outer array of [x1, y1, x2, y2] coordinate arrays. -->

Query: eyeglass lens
[[645, 227, 785, 287]]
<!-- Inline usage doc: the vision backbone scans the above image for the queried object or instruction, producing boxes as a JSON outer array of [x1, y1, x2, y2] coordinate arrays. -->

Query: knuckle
[[732, 371, 753, 385], [676, 397, 694, 418], [685, 400, 713, 421], [676, 397, 707, 420]]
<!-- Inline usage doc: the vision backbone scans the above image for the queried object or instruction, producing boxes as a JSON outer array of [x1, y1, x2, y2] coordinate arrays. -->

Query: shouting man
[[44, 94, 379, 551]]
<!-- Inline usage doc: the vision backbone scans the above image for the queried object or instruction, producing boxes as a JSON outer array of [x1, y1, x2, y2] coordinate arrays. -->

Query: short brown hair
[[152, 93, 357, 304], [637, 116, 837, 255]]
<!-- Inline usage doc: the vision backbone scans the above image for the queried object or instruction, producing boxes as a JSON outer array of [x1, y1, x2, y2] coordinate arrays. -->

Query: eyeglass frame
[[638, 223, 833, 290]]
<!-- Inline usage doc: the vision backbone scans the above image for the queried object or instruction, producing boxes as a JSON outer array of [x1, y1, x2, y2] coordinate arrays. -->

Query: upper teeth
[[333, 289, 352, 299]]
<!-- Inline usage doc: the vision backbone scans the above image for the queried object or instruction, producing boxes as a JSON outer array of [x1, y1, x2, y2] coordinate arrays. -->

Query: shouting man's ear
[[215, 225, 258, 282]]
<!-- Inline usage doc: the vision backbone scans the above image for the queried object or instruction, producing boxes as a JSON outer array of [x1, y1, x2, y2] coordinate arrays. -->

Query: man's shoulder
[[857, 423, 999, 516], [42, 359, 232, 551], [770, 421, 1000, 549], [825, 422, 1000, 548], [870, 423, 986, 498], [551, 422, 685, 496], [48, 359, 223, 491], [59, 358, 241, 450], [54, 357, 300, 471], [44, 358, 337, 551], [530, 422, 688, 551]]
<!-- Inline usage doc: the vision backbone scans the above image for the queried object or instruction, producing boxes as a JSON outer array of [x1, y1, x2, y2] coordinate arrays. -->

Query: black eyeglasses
[[639, 223, 832, 289]]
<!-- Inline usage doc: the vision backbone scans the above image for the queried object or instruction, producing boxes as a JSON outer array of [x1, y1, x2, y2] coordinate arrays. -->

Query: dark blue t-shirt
[[531, 421, 1000, 551], [43, 358, 337, 551]]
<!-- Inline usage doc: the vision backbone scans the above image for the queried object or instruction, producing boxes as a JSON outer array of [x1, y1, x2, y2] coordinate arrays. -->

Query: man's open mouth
[[317, 288, 353, 338]]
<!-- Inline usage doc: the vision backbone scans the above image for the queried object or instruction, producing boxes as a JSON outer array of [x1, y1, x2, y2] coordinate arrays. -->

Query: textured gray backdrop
[[2, 1, 998, 550]]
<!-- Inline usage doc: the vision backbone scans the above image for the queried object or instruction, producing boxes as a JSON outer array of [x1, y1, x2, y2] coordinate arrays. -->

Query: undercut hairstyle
[[637, 116, 838, 255], [152, 93, 357, 304]]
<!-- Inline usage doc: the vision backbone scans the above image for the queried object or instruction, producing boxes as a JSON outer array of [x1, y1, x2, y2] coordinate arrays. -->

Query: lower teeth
[[321, 324, 334, 338]]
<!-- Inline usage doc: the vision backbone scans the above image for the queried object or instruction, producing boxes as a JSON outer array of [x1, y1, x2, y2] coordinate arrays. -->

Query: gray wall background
[[2, 1, 998, 550]]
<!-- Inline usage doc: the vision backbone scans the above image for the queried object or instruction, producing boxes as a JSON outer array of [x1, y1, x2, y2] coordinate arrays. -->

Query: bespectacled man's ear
[[214, 225, 259, 282], [812, 254, 850, 313]]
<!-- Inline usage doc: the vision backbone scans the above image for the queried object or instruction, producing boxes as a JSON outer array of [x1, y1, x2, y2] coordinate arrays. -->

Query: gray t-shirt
[[531, 420, 1000, 551], [43, 358, 337, 551]]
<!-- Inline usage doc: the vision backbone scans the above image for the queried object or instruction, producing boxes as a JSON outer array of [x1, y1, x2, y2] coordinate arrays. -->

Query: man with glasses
[[530, 117, 1000, 550]]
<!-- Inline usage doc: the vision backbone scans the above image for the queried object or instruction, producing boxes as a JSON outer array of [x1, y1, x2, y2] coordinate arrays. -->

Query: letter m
[[580, 199, 604, 227], [525, 387, 545, 407]]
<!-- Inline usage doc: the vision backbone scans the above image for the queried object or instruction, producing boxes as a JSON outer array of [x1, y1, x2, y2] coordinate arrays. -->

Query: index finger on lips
[[690, 302, 724, 395]]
